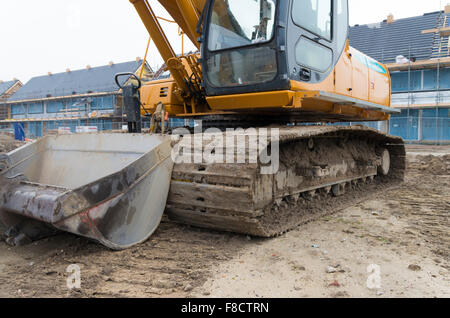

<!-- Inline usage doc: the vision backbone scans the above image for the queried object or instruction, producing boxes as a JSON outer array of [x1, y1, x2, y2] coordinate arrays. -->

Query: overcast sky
[[0, 0, 446, 83]]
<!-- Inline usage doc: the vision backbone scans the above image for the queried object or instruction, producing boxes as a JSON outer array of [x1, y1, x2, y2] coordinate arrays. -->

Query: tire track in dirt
[[0, 221, 251, 297]]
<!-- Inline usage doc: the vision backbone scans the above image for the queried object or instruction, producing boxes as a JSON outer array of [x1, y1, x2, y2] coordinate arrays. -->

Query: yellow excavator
[[0, 0, 405, 249]]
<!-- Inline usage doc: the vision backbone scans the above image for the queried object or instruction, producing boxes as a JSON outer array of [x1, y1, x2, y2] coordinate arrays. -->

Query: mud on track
[[0, 143, 448, 298]]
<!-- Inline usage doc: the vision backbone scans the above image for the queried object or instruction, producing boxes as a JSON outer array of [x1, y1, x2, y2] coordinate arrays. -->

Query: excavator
[[0, 0, 405, 250]]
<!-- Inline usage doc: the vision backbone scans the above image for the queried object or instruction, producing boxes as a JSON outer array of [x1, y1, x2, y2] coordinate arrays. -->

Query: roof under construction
[[0, 80, 19, 97], [349, 11, 450, 64], [9, 60, 150, 102]]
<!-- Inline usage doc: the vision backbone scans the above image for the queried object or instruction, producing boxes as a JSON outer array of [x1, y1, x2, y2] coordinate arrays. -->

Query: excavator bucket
[[0, 133, 174, 250]]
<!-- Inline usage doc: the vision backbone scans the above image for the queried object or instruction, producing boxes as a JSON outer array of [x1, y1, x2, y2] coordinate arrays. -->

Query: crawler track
[[166, 126, 406, 236]]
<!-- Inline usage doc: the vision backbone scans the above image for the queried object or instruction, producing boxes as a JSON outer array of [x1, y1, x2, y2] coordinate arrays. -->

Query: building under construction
[[0, 79, 22, 122], [0, 60, 153, 138], [350, 7, 450, 144], [1, 9, 449, 143]]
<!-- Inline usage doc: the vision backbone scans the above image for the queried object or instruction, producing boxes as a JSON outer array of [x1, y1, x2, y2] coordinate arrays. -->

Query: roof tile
[[10, 60, 145, 101], [0, 80, 19, 97], [349, 11, 445, 64]]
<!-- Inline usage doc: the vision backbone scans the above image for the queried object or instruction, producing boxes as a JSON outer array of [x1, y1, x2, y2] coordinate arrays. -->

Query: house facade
[[0, 79, 22, 123], [349, 8, 450, 144], [0, 60, 153, 138]]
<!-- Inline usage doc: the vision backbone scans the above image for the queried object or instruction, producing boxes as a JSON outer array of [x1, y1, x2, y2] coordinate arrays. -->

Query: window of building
[[28, 102, 44, 114], [46, 121, 57, 131], [292, 0, 332, 40], [391, 72, 409, 92], [423, 69, 437, 90], [440, 108, 450, 118], [422, 108, 437, 118], [391, 68, 450, 92], [409, 70, 422, 91], [92, 96, 115, 110], [101, 96, 114, 109], [439, 68, 450, 89], [47, 100, 64, 113], [91, 98, 100, 110], [395, 109, 419, 118], [101, 119, 113, 131], [66, 98, 88, 112], [28, 122, 43, 138], [391, 70, 421, 92], [66, 99, 78, 110], [11, 104, 26, 115]]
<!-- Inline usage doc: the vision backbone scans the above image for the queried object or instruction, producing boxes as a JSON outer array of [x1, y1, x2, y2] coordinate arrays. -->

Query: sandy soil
[[0, 134, 24, 153], [0, 143, 448, 298]]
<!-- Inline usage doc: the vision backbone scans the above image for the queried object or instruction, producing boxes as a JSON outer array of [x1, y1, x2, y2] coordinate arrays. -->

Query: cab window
[[208, 0, 276, 51], [292, 0, 332, 40]]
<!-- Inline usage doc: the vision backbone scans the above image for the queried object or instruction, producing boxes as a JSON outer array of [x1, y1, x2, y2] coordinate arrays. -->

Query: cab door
[[288, 0, 350, 86]]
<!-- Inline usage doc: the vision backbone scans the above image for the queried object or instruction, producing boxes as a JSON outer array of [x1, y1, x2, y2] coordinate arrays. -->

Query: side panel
[[350, 51, 369, 101], [289, 46, 390, 107], [334, 48, 353, 95], [352, 48, 390, 106], [140, 80, 185, 115]]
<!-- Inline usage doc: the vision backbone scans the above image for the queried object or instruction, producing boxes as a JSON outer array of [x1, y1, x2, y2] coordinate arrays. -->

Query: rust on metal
[[0, 133, 174, 250]]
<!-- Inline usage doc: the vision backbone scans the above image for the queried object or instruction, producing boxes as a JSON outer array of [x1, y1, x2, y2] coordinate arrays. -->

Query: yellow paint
[[133, 1, 393, 123], [156, 0, 206, 46], [139, 36, 152, 81], [204, 43, 392, 121], [289, 44, 391, 108]]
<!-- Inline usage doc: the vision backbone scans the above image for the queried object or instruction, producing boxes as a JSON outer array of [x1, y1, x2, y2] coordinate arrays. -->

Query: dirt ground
[[0, 134, 24, 153], [0, 139, 448, 298]]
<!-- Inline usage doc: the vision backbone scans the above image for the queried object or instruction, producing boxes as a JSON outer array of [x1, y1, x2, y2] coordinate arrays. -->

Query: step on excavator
[[0, 0, 405, 250]]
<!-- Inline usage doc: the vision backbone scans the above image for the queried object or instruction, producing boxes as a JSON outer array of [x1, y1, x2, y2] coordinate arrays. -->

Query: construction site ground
[[0, 135, 449, 298]]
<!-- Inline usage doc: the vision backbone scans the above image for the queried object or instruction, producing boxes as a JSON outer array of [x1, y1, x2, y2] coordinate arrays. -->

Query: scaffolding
[[348, 10, 450, 145]]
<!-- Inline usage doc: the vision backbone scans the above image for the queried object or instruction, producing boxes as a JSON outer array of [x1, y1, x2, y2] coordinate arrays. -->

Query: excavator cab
[[133, 0, 393, 121], [202, 0, 349, 96]]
